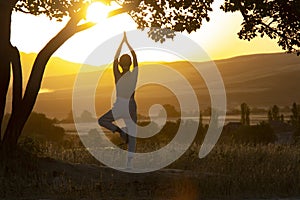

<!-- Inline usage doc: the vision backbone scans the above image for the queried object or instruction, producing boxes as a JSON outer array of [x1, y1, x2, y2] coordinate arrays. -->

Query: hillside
[[6, 52, 300, 119], [20, 52, 100, 79]]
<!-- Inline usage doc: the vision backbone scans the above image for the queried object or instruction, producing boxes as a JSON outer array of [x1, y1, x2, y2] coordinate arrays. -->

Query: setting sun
[[86, 2, 111, 23]]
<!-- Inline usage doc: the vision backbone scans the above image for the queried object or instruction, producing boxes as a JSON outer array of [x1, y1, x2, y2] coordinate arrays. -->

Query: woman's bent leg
[[98, 110, 119, 132]]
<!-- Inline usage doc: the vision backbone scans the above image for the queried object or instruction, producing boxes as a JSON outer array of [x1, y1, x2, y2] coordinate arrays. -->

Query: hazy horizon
[[20, 50, 286, 70], [6, 52, 299, 120]]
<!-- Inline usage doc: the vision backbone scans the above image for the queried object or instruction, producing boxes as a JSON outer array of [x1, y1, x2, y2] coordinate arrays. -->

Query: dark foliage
[[126, 0, 214, 42], [232, 122, 276, 144], [2, 112, 64, 142], [222, 0, 300, 55], [14, 0, 88, 21]]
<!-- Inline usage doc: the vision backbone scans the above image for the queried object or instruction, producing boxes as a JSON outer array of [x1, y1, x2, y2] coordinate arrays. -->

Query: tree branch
[[76, 22, 96, 32], [2, 8, 95, 149], [237, 2, 299, 54]]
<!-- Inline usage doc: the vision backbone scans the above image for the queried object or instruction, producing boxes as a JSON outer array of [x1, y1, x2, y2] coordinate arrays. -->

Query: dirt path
[[2, 157, 299, 200]]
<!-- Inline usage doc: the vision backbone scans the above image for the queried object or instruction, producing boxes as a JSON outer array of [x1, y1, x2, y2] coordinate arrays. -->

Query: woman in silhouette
[[98, 32, 138, 168]]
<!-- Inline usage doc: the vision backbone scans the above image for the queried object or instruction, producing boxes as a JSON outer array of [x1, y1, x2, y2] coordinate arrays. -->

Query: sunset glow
[[86, 2, 110, 23], [10, 0, 283, 66]]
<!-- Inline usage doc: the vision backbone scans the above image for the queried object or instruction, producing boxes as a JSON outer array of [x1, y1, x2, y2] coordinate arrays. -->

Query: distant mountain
[[6, 52, 300, 119], [20, 52, 99, 79]]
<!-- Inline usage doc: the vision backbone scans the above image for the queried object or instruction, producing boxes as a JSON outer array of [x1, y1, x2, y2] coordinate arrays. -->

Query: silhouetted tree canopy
[[222, 0, 300, 55], [13, 0, 214, 43], [11, 0, 300, 53], [126, 0, 214, 42], [14, 0, 88, 21], [108, 0, 300, 53]]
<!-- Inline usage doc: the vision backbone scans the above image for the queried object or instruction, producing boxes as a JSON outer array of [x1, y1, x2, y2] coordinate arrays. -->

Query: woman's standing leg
[[125, 101, 137, 168]]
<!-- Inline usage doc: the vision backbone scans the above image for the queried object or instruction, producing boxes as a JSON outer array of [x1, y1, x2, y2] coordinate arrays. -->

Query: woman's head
[[119, 54, 132, 72]]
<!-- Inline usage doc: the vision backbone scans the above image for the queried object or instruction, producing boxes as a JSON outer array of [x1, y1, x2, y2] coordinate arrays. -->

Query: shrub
[[2, 112, 65, 142], [233, 122, 276, 144]]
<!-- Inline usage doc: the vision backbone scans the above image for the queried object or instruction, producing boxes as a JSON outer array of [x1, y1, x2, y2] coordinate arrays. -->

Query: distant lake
[[57, 114, 270, 135]]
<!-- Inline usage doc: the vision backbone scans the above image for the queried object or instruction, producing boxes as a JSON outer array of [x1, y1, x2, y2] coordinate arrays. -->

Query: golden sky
[[10, 0, 283, 65]]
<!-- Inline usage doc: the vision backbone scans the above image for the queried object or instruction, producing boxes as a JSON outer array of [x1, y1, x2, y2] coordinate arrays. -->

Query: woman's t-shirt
[[115, 67, 138, 100]]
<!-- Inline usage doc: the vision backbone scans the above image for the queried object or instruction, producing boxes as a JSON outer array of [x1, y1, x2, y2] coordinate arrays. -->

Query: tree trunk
[[0, 4, 13, 142], [1, 16, 94, 155], [11, 47, 23, 114]]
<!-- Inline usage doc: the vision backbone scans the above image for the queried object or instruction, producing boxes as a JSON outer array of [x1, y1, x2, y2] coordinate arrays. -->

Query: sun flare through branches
[[86, 2, 111, 23]]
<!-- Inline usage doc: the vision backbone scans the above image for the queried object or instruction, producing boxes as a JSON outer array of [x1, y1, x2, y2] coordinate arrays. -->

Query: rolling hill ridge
[[6, 52, 300, 119]]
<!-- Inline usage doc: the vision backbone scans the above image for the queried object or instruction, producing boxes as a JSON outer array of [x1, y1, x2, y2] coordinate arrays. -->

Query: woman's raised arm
[[124, 32, 138, 67]]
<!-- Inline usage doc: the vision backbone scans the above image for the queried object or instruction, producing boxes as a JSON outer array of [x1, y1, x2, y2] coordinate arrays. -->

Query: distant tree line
[[5, 101, 300, 152], [221, 102, 300, 144]]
